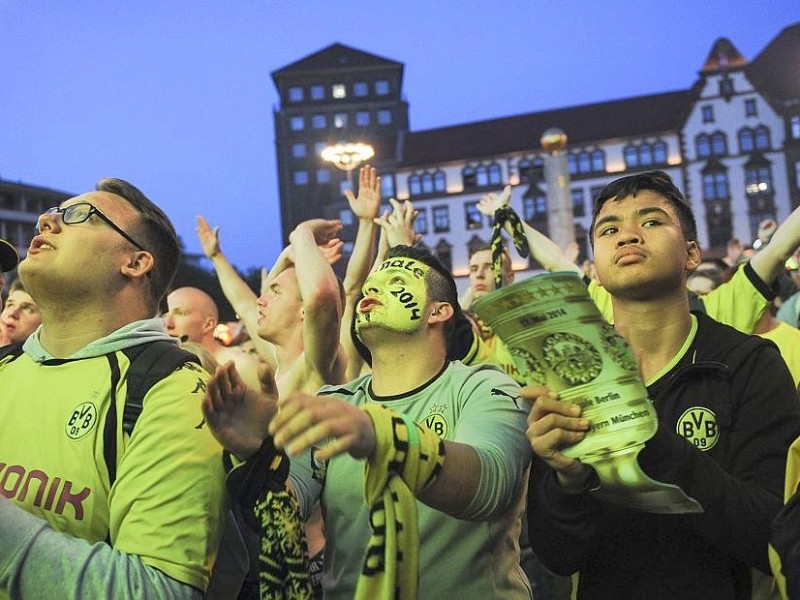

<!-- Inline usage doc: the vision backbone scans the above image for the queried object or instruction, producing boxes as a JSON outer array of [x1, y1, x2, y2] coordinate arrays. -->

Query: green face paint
[[356, 257, 430, 337]]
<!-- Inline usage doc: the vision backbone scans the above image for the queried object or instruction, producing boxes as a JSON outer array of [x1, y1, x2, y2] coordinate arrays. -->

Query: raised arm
[[371, 198, 418, 269], [478, 186, 581, 275], [750, 205, 800, 286], [340, 166, 381, 380], [290, 219, 345, 384], [195, 216, 276, 367]]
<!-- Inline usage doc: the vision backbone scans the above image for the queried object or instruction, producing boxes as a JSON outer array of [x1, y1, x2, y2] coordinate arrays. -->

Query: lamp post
[[540, 127, 575, 254], [321, 142, 375, 188]]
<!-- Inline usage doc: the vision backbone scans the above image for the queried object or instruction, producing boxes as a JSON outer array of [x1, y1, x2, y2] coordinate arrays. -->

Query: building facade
[[273, 24, 800, 289]]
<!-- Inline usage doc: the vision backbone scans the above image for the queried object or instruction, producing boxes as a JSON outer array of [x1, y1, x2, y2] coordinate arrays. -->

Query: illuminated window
[[332, 84, 346, 99], [334, 113, 348, 128]]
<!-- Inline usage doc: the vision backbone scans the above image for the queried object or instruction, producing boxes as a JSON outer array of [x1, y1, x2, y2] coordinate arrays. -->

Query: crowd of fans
[[1, 167, 799, 599]]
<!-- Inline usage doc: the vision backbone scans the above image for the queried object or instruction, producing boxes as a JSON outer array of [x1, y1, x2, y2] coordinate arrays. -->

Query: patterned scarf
[[355, 404, 446, 600], [226, 439, 313, 600], [490, 205, 529, 288]]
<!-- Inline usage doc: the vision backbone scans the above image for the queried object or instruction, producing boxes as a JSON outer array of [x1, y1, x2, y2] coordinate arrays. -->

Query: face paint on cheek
[[358, 258, 431, 334]]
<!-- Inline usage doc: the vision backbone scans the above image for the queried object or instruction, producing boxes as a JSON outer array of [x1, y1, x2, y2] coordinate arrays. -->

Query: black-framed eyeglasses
[[41, 203, 147, 251]]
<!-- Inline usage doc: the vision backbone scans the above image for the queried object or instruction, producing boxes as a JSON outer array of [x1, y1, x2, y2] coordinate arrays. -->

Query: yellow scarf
[[356, 404, 446, 600]]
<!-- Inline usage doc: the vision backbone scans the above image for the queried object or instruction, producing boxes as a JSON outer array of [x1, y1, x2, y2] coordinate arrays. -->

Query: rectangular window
[[314, 142, 327, 157], [792, 116, 800, 140], [354, 82, 368, 97], [571, 189, 585, 217], [290, 116, 304, 131], [744, 99, 757, 117], [293, 171, 308, 185], [703, 173, 729, 200], [702, 105, 714, 123], [334, 113, 348, 128], [375, 80, 390, 95], [312, 114, 326, 129], [332, 84, 346, 99], [339, 180, 352, 196], [465, 202, 483, 230], [795, 161, 800, 189], [291, 143, 307, 158], [338, 208, 353, 226], [355, 111, 370, 126], [316, 169, 331, 184], [415, 209, 428, 234], [288, 86, 303, 102], [380, 174, 395, 199], [432, 206, 450, 233], [377, 110, 392, 125], [310, 85, 324, 100]]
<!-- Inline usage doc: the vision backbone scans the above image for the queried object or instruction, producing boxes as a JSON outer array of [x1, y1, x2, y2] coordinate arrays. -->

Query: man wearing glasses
[[0, 179, 227, 599]]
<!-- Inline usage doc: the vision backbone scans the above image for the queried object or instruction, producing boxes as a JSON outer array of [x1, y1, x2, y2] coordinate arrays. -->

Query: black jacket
[[528, 312, 800, 599]]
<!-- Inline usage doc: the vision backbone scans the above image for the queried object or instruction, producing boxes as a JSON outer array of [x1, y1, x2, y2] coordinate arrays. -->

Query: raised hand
[[293, 218, 344, 246], [374, 198, 417, 248], [319, 238, 344, 265], [202, 361, 277, 460], [477, 185, 512, 217], [195, 215, 221, 258], [344, 164, 381, 221], [269, 392, 377, 461]]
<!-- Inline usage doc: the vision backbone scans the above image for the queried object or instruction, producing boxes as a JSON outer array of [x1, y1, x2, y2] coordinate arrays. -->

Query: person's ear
[[685, 240, 701, 272], [428, 302, 454, 324], [122, 251, 155, 280]]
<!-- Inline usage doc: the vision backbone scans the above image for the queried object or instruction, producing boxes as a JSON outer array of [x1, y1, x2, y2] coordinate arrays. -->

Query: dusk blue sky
[[1, 2, 798, 271]]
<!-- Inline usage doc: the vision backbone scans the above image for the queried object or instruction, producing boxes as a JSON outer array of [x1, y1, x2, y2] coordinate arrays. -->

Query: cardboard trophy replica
[[473, 272, 702, 514]]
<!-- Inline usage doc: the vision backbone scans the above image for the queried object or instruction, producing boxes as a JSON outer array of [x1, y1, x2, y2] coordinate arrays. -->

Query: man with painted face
[[203, 244, 533, 599]]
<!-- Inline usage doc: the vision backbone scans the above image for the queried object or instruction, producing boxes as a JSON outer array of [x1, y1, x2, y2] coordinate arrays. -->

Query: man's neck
[[369, 337, 447, 397], [38, 302, 148, 358], [611, 292, 694, 382]]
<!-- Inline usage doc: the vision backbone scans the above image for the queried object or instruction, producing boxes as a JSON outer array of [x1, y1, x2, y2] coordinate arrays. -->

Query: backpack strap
[[0, 341, 25, 364], [102, 341, 200, 488], [120, 341, 200, 435]]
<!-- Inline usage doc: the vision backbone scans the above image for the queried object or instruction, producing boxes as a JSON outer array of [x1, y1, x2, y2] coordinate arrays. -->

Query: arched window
[[755, 126, 771, 151], [624, 145, 638, 168], [408, 174, 422, 196], [696, 134, 710, 159], [476, 166, 489, 187], [433, 171, 446, 192], [711, 132, 727, 156], [591, 149, 605, 172], [639, 144, 653, 166], [567, 154, 577, 175], [739, 128, 755, 153], [488, 164, 502, 185], [577, 152, 591, 174], [462, 167, 477, 189], [652, 141, 667, 164], [421, 173, 434, 194]]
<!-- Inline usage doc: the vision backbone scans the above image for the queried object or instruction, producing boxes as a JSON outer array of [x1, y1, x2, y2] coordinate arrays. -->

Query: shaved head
[[164, 286, 219, 346]]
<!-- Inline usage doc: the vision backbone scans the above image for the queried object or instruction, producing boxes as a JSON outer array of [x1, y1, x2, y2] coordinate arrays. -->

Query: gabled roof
[[399, 91, 692, 168], [700, 37, 748, 74], [747, 22, 800, 104], [272, 43, 402, 80]]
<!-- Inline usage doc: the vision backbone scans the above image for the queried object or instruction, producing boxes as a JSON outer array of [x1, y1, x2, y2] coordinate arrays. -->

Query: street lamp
[[321, 142, 375, 188]]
